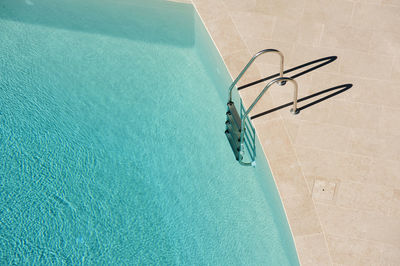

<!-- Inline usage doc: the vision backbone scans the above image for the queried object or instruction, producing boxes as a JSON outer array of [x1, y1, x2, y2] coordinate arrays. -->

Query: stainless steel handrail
[[243, 77, 299, 117], [238, 77, 299, 166], [228, 49, 284, 102]]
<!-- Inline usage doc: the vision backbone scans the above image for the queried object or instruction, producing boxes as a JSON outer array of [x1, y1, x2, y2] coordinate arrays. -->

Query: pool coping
[[189, 1, 332, 265]]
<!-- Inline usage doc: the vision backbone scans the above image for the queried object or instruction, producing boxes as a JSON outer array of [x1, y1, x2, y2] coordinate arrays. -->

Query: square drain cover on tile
[[312, 179, 337, 201]]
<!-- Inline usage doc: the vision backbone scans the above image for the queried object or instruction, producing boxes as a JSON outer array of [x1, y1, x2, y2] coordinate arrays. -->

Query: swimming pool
[[0, 0, 299, 264]]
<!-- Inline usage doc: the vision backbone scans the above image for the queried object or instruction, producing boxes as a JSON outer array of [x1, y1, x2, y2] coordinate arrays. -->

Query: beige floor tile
[[308, 73, 353, 104], [377, 82, 400, 109], [369, 30, 400, 57], [326, 235, 382, 265], [281, 118, 302, 144], [328, 100, 382, 130], [321, 24, 373, 52], [271, 17, 300, 43], [253, 63, 312, 94], [312, 177, 339, 203], [276, 63, 314, 91], [254, 118, 297, 160], [271, 80, 318, 109], [291, 72, 314, 92], [296, 18, 324, 47], [204, 16, 247, 57], [249, 109, 282, 123], [243, 38, 293, 67], [222, 49, 261, 86], [295, 233, 332, 266], [305, 176, 316, 193], [282, 195, 323, 236], [380, 243, 400, 265], [324, 100, 353, 127], [193, 0, 400, 263], [241, 86, 281, 114], [389, 189, 400, 217], [352, 0, 382, 4], [391, 56, 400, 80], [294, 121, 351, 153], [379, 106, 400, 135], [303, 0, 354, 25], [265, 78, 311, 114], [339, 50, 393, 79], [240, 84, 282, 120], [222, 0, 256, 12], [350, 2, 378, 26], [310, 72, 353, 91], [269, 155, 310, 198], [315, 203, 367, 239], [346, 79, 400, 107], [290, 99, 332, 123], [335, 154, 372, 183], [366, 158, 400, 189], [299, 84, 352, 112], [290, 44, 344, 74], [348, 128, 384, 157], [336, 182, 393, 215], [382, 0, 400, 6], [361, 211, 400, 246], [378, 132, 400, 161], [255, 0, 306, 20], [295, 146, 372, 182], [344, 79, 375, 104], [251, 63, 286, 85], [192, 0, 230, 23], [352, 3, 400, 33], [230, 11, 275, 40]]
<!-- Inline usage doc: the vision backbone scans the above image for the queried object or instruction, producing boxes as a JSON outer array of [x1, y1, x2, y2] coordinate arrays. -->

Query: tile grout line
[[292, 141, 394, 162], [188, 5, 302, 250], [190, 1, 400, 264], [225, 9, 323, 264], [228, 10, 310, 263], [250, 30, 335, 261], [279, 107, 335, 266], [317, 23, 325, 48], [185, 11, 313, 256], [313, 197, 396, 214]]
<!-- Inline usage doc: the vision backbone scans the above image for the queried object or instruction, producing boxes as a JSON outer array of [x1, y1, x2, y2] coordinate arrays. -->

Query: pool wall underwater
[[193, 5, 299, 264], [0, 0, 299, 264]]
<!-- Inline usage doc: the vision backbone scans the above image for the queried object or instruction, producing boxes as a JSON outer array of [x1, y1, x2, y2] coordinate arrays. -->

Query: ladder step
[[225, 120, 241, 140], [225, 130, 241, 161], [227, 101, 241, 131]]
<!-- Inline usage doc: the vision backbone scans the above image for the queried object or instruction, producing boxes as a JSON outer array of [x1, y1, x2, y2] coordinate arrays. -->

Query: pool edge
[[189, 1, 331, 265]]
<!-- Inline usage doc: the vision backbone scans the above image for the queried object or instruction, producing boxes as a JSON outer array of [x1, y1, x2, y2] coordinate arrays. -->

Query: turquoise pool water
[[0, 0, 299, 264]]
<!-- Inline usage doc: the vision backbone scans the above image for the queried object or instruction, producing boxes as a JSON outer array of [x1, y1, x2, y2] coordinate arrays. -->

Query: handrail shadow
[[238, 56, 338, 90], [251, 84, 353, 119]]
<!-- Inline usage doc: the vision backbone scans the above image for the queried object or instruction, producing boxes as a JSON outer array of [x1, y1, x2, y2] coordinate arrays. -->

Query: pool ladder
[[225, 49, 299, 167]]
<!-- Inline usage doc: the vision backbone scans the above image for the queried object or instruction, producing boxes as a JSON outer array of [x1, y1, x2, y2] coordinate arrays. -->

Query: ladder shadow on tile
[[250, 83, 352, 119], [235, 55, 353, 119], [237, 56, 338, 91]]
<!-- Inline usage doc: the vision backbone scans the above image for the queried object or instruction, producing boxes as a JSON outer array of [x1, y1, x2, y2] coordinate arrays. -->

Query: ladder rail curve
[[228, 49, 284, 102], [238, 77, 299, 166]]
